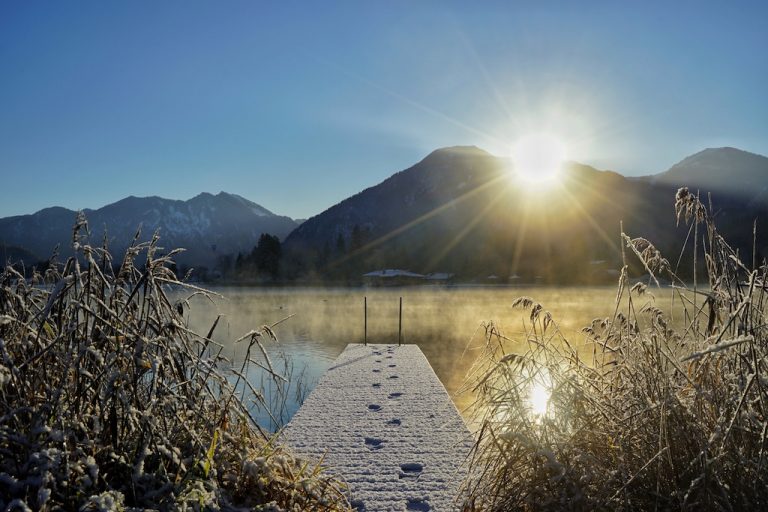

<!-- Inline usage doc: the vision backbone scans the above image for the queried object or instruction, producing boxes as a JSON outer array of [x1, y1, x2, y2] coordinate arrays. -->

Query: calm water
[[185, 285, 645, 428]]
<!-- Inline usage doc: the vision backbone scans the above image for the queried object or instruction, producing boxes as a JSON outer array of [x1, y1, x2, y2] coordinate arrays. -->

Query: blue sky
[[1, 1, 766, 219]]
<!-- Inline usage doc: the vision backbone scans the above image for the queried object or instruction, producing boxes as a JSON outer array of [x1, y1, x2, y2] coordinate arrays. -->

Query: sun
[[511, 133, 567, 184]]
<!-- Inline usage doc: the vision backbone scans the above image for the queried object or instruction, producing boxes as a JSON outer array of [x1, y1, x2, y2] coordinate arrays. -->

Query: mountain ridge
[[651, 146, 768, 198], [282, 145, 768, 282], [3, 145, 767, 282], [0, 192, 297, 271]]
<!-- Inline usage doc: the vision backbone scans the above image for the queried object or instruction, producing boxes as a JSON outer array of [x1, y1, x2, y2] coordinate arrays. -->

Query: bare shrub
[[464, 189, 768, 510], [0, 215, 349, 511]]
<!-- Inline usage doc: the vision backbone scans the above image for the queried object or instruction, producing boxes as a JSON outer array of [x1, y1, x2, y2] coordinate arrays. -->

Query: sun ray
[[325, 171, 509, 270], [313, 54, 506, 147], [564, 167, 640, 214], [559, 184, 622, 255], [322, 142, 628, 280], [425, 181, 511, 271], [509, 206, 532, 279], [456, 30, 515, 122], [540, 201, 555, 280]]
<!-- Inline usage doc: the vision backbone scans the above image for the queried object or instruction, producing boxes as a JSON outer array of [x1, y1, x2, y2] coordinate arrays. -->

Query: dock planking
[[282, 343, 474, 511]]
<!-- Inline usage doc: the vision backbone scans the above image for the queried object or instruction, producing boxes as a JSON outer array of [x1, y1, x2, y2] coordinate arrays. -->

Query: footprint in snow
[[364, 437, 384, 450], [405, 498, 430, 511], [399, 463, 424, 479]]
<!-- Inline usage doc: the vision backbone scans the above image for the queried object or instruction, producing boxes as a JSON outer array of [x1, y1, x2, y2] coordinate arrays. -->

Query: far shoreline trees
[[234, 233, 282, 281]]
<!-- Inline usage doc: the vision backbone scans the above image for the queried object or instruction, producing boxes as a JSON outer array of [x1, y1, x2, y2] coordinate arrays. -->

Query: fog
[[184, 285, 661, 425]]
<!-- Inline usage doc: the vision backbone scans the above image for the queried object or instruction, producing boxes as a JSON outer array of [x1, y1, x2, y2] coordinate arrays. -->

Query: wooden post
[[398, 296, 402, 346], [364, 296, 367, 345]]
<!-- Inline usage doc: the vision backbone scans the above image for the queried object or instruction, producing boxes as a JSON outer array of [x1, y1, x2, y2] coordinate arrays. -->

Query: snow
[[224, 191, 272, 216], [251, 206, 269, 217], [362, 269, 425, 279], [162, 206, 193, 235], [282, 344, 473, 511]]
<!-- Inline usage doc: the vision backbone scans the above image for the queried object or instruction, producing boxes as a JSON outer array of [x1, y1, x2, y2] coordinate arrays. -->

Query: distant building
[[424, 272, 455, 283], [362, 269, 425, 286], [363, 269, 453, 285]]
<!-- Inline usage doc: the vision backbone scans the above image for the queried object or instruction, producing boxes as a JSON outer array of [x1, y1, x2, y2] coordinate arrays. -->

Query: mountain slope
[[285, 146, 501, 252], [652, 147, 768, 201], [0, 245, 41, 266], [0, 192, 297, 268], [284, 146, 768, 282]]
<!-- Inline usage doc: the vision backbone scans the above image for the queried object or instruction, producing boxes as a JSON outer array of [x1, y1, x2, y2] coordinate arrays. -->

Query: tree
[[350, 224, 372, 253], [252, 233, 281, 279], [315, 241, 330, 269], [335, 233, 346, 255], [351, 224, 363, 252], [216, 254, 234, 278]]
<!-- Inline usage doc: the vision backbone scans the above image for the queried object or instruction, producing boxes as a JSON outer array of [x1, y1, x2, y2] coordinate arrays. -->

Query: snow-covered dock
[[282, 344, 473, 512]]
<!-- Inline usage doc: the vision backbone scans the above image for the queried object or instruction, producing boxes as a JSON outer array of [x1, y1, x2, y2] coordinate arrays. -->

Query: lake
[[185, 285, 658, 429]]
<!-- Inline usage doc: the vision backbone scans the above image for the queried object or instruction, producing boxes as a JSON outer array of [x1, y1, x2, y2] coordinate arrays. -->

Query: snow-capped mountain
[[0, 192, 297, 268]]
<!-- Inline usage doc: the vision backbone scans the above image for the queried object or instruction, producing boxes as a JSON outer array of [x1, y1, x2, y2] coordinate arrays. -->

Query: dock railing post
[[364, 296, 368, 346], [398, 296, 402, 346]]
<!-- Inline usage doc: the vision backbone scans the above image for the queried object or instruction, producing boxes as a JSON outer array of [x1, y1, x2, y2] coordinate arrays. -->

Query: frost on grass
[[0, 213, 349, 511], [464, 190, 768, 511]]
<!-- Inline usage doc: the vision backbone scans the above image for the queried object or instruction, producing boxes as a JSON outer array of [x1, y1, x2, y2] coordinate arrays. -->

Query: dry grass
[[463, 189, 768, 511], [0, 214, 350, 511]]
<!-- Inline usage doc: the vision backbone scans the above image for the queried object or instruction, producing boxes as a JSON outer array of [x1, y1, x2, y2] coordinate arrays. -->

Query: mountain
[[651, 147, 768, 202], [283, 146, 768, 283], [0, 192, 297, 269], [0, 245, 41, 267], [5, 147, 766, 283], [285, 145, 501, 253]]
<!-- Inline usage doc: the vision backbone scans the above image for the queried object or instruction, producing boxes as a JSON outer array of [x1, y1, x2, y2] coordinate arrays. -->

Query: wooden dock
[[282, 343, 473, 511]]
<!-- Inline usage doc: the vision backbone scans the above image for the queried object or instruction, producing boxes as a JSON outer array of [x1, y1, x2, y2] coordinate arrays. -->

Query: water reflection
[[183, 286, 625, 428], [529, 379, 551, 417]]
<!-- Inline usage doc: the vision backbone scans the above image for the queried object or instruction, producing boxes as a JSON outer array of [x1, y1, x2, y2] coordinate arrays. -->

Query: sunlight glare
[[511, 133, 567, 185], [528, 381, 551, 417]]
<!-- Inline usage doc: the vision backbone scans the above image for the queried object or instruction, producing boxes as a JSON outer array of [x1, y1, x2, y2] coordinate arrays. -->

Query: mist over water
[[185, 286, 636, 426]]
